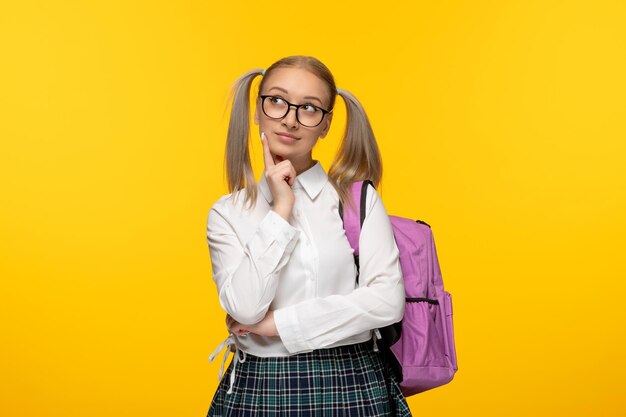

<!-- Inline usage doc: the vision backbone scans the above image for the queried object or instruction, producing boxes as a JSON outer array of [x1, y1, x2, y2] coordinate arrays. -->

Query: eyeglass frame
[[258, 94, 333, 127]]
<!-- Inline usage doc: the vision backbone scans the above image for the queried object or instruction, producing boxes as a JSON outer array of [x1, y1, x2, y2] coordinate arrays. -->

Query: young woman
[[206, 55, 411, 416]]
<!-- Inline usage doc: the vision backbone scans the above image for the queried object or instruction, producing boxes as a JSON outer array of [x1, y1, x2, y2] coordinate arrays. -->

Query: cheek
[[300, 135, 320, 149], [257, 118, 277, 133]]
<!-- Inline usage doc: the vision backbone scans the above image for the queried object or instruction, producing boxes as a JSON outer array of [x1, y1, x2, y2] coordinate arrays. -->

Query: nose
[[282, 106, 298, 128]]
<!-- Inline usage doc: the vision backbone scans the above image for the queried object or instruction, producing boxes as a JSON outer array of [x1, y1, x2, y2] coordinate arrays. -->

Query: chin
[[273, 144, 300, 155]]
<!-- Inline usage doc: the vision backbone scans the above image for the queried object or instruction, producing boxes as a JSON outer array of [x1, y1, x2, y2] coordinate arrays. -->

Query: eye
[[301, 104, 319, 113], [270, 96, 286, 105]]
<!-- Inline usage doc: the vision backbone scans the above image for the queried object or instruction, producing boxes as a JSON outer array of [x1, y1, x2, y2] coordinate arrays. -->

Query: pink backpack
[[339, 180, 458, 396]]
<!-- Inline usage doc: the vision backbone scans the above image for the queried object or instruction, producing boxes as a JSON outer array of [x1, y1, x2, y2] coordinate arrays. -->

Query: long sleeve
[[273, 184, 405, 354], [207, 201, 301, 325]]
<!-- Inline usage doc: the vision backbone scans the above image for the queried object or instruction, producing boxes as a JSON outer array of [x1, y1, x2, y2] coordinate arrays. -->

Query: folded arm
[[207, 201, 300, 325]]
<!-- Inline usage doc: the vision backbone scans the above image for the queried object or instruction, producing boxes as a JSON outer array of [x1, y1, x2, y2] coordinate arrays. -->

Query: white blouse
[[206, 160, 405, 361]]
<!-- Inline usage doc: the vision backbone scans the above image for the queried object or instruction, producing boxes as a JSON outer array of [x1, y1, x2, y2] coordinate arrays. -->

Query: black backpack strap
[[360, 180, 375, 228], [338, 200, 343, 222], [338, 180, 375, 286], [356, 180, 376, 284], [416, 219, 431, 228]]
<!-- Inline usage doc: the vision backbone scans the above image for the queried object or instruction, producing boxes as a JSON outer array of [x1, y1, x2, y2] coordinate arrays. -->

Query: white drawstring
[[208, 333, 247, 394], [372, 328, 382, 352]]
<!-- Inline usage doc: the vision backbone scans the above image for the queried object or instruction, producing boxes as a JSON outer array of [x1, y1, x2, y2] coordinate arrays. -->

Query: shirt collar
[[258, 160, 328, 204]]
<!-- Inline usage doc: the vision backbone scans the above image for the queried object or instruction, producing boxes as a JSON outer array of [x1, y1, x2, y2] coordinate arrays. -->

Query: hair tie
[[261, 69, 266, 76]]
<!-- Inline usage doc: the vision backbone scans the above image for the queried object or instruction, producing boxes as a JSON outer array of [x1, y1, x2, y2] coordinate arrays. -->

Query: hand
[[261, 131, 296, 221], [225, 310, 279, 337], [225, 314, 249, 337]]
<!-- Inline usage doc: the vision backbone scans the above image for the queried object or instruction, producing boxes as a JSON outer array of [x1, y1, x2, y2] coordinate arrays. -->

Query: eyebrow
[[267, 86, 323, 105]]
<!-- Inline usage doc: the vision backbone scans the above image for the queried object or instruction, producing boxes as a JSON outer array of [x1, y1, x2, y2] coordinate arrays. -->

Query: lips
[[275, 132, 300, 140]]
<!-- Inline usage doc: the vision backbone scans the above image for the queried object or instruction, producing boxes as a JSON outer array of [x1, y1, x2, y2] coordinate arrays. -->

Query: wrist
[[272, 205, 292, 222]]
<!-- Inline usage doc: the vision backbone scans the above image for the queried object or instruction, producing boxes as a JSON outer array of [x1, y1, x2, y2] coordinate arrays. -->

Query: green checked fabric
[[206, 340, 412, 416]]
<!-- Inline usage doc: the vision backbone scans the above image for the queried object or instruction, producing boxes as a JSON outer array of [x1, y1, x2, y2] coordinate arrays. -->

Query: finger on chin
[[261, 132, 277, 166]]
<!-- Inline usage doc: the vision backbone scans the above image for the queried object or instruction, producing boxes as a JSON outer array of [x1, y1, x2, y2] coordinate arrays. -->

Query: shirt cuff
[[274, 305, 311, 354], [260, 209, 300, 252]]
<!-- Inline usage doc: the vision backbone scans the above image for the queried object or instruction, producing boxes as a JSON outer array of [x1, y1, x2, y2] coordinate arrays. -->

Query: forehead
[[263, 67, 330, 104]]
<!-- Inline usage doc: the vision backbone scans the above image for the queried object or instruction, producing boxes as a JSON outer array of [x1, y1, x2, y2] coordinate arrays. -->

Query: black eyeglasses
[[258, 95, 332, 127]]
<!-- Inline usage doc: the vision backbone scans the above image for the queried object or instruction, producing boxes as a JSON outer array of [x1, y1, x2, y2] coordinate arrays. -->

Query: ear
[[319, 112, 333, 138]]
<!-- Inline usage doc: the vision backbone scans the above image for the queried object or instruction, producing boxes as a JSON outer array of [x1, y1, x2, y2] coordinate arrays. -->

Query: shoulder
[[211, 186, 255, 211], [210, 192, 233, 211], [361, 181, 394, 230], [207, 189, 247, 225], [340, 181, 383, 218], [363, 181, 382, 212], [342, 181, 386, 228]]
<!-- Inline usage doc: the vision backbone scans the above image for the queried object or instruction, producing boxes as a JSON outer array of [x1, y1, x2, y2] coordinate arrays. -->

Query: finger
[[226, 315, 237, 332], [231, 322, 249, 335], [261, 132, 276, 168], [287, 164, 296, 186], [229, 321, 239, 333], [275, 160, 297, 186]]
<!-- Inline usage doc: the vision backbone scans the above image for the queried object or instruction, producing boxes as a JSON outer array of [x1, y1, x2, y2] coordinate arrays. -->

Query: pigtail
[[224, 68, 264, 210], [328, 88, 383, 213]]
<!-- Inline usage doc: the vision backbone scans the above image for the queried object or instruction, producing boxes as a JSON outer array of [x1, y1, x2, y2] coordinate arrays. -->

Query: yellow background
[[1, 1, 625, 416]]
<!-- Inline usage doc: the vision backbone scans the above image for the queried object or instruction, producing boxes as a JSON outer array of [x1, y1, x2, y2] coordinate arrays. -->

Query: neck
[[294, 159, 316, 175]]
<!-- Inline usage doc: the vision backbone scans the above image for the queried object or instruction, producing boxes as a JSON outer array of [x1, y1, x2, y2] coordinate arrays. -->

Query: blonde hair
[[224, 55, 382, 212]]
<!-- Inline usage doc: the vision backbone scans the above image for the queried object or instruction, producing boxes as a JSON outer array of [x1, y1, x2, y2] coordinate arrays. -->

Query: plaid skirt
[[206, 339, 412, 417]]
